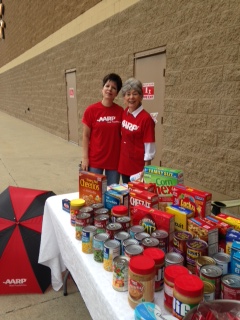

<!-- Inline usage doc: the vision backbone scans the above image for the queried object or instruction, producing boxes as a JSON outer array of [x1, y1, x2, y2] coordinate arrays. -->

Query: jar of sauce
[[70, 198, 85, 226]]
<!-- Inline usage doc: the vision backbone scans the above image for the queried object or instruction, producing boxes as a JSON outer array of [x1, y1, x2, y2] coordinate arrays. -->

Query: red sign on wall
[[69, 88, 74, 98], [143, 82, 154, 100]]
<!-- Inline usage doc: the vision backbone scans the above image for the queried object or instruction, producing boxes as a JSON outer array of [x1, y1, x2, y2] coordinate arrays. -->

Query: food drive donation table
[[38, 193, 170, 320]]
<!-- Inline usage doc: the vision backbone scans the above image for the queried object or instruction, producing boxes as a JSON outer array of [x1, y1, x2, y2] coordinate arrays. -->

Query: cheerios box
[[129, 189, 158, 224], [172, 184, 212, 218], [143, 166, 184, 204], [79, 171, 107, 206]]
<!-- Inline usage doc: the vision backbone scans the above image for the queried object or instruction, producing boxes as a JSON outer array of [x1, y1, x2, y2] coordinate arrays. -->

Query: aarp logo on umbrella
[[3, 278, 27, 286]]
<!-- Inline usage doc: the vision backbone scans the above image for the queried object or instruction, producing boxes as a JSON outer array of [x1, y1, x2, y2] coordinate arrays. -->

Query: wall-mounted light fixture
[[0, 1, 5, 40]]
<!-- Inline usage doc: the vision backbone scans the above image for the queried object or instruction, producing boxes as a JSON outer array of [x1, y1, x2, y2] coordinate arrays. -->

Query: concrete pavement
[[0, 111, 92, 320]]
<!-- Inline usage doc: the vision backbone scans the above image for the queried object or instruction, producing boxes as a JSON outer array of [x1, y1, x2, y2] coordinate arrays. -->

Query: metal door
[[134, 48, 166, 166], [65, 70, 79, 144]]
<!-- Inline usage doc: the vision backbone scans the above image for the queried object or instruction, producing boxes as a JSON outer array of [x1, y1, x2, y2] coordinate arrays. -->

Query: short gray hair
[[121, 78, 143, 97]]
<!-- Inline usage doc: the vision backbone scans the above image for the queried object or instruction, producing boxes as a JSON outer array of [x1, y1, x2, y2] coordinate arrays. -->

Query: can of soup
[[129, 225, 145, 239], [200, 264, 222, 299], [80, 206, 94, 225], [114, 231, 130, 255], [112, 255, 129, 292], [221, 274, 240, 300], [213, 252, 231, 275], [124, 244, 143, 258], [151, 229, 169, 253], [116, 216, 131, 232], [94, 214, 110, 234], [75, 212, 91, 240], [122, 238, 139, 255], [142, 237, 160, 249], [134, 232, 150, 245], [106, 223, 122, 239]]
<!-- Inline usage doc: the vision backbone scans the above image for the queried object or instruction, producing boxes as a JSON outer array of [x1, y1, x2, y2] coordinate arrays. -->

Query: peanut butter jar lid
[[129, 256, 155, 275], [174, 274, 204, 297], [70, 198, 85, 207], [164, 265, 189, 283], [112, 205, 128, 215], [143, 248, 165, 264]]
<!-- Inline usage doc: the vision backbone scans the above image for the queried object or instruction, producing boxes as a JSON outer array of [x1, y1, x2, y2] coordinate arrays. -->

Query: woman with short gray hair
[[118, 78, 156, 183]]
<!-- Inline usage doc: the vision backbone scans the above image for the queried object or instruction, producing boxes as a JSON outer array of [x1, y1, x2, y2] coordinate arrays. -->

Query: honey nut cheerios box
[[172, 184, 212, 218], [79, 171, 107, 206]]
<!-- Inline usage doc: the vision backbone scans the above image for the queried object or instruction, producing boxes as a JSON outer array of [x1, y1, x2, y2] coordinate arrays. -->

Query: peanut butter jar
[[128, 255, 155, 309]]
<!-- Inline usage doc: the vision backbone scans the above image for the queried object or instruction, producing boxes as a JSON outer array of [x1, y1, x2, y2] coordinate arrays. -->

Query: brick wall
[[0, 0, 239, 201]]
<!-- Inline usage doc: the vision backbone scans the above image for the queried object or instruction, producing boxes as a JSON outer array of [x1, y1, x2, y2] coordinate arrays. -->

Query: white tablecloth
[[38, 192, 170, 320]]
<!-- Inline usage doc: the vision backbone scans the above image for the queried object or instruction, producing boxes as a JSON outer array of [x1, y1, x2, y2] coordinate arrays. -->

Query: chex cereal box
[[79, 171, 107, 206], [172, 184, 212, 218], [188, 217, 218, 256], [104, 189, 129, 211], [132, 205, 175, 235], [128, 180, 156, 193], [166, 204, 194, 231], [143, 166, 184, 204], [214, 213, 240, 231], [129, 189, 158, 223]]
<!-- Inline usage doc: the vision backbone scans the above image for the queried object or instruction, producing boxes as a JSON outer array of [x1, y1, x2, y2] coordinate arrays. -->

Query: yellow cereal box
[[214, 213, 240, 231], [166, 204, 194, 231], [79, 171, 107, 206]]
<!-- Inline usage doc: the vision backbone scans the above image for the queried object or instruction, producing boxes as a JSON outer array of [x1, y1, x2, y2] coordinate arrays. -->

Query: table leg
[[63, 269, 70, 296]]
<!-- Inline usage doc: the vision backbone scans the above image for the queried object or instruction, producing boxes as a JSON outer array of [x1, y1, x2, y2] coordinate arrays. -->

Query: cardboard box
[[129, 189, 158, 223], [172, 184, 212, 218], [104, 189, 129, 211], [79, 171, 107, 206], [62, 199, 70, 213], [143, 166, 184, 203], [214, 213, 240, 231], [128, 180, 156, 193], [187, 217, 218, 256], [166, 204, 194, 231], [132, 205, 175, 235]]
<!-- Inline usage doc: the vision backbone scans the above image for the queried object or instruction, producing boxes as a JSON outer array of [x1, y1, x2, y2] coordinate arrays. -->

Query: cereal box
[[79, 171, 107, 206], [104, 189, 129, 211], [166, 204, 194, 231], [129, 189, 158, 223], [128, 181, 156, 193], [172, 184, 212, 218], [214, 213, 240, 231], [187, 217, 218, 256], [143, 166, 184, 204], [132, 205, 175, 235]]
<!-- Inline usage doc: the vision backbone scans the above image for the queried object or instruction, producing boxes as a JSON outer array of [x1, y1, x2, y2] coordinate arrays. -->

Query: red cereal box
[[204, 215, 232, 238], [128, 181, 156, 193], [172, 184, 212, 218], [79, 171, 107, 206], [132, 205, 175, 235], [129, 189, 158, 224]]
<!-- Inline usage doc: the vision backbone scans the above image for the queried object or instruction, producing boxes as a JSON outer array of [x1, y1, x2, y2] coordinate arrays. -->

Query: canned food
[[151, 229, 168, 253], [82, 225, 97, 254], [94, 214, 110, 234], [196, 256, 216, 277], [142, 237, 160, 249], [200, 264, 222, 299], [112, 255, 129, 292], [173, 231, 193, 259], [91, 202, 104, 213], [221, 274, 240, 300], [93, 233, 109, 262], [114, 231, 130, 255], [165, 252, 184, 267], [80, 206, 94, 224], [213, 252, 230, 275], [103, 239, 121, 271], [94, 207, 109, 217], [116, 216, 131, 232], [134, 232, 150, 245], [203, 281, 215, 301], [122, 238, 139, 255], [129, 225, 145, 239], [186, 239, 208, 274], [124, 244, 144, 258], [106, 223, 122, 239], [75, 212, 91, 240]]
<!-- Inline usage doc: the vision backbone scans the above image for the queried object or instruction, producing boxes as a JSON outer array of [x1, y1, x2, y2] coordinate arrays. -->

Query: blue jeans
[[88, 167, 120, 186]]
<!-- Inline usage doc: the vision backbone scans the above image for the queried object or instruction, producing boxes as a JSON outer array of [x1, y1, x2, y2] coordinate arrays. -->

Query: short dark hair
[[102, 73, 122, 93]]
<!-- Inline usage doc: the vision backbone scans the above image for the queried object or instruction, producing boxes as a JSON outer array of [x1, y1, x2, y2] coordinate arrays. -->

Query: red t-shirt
[[82, 101, 123, 170], [118, 108, 155, 176]]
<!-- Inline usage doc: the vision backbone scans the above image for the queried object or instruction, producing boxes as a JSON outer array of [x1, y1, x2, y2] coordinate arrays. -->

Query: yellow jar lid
[[70, 198, 85, 207]]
